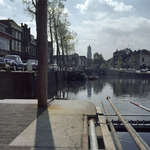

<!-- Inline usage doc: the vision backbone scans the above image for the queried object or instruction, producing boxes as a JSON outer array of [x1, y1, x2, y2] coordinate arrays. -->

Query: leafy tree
[[117, 56, 123, 69], [93, 53, 104, 71], [108, 57, 114, 68], [127, 55, 135, 68], [100, 63, 106, 69], [11, 0, 78, 66]]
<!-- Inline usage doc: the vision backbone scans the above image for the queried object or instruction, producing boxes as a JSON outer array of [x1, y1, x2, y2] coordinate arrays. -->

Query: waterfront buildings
[[0, 22, 11, 57], [53, 53, 87, 71], [113, 48, 150, 69], [0, 19, 36, 62]]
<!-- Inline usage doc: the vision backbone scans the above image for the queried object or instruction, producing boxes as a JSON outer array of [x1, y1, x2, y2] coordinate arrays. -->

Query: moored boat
[[67, 71, 87, 81], [88, 73, 98, 80]]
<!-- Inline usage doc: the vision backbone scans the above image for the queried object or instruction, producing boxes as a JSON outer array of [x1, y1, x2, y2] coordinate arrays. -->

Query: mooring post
[[37, 0, 47, 107]]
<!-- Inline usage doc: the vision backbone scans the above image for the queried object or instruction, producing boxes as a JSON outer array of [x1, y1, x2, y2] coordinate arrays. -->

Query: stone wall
[[0, 71, 68, 99], [106, 69, 150, 77]]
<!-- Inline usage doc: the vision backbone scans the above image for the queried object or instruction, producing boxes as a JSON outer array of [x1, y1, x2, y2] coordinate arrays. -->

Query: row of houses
[[0, 19, 91, 70], [53, 53, 91, 70], [0, 19, 36, 62], [113, 48, 150, 69]]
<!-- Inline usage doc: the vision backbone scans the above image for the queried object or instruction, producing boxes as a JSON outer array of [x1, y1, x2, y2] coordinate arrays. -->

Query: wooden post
[[37, 0, 47, 107], [82, 115, 88, 150], [106, 96, 148, 150]]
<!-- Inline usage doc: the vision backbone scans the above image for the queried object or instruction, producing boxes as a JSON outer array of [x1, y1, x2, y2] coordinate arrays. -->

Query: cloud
[[64, 8, 73, 16], [75, 0, 134, 20], [82, 16, 150, 35], [0, 16, 7, 19], [74, 15, 150, 59], [0, 0, 16, 10], [0, 0, 4, 5]]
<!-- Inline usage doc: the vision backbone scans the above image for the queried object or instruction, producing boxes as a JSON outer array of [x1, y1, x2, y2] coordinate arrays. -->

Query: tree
[[117, 56, 123, 69], [11, 0, 78, 67], [93, 53, 104, 71], [100, 63, 106, 69], [127, 55, 135, 68], [108, 57, 114, 68], [48, 0, 77, 68]]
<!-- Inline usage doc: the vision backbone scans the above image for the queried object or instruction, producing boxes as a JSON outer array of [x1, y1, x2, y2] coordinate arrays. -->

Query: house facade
[[113, 48, 150, 69], [53, 53, 87, 71], [0, 19, 37, 62], [0, 22, 11, 57]]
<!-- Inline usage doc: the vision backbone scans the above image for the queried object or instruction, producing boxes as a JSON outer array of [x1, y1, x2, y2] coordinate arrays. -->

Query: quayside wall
[[106, 70, 150, 77], [0, 71, 68, 99]]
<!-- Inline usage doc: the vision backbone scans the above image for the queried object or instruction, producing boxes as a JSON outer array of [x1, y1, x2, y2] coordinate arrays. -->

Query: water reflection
[[0, 75, 150, 149], [63, 76, 150, 100]]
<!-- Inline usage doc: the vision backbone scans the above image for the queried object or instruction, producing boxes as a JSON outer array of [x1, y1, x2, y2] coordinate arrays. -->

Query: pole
[[106, 96, 148, 150], [130, 101, 150, 112], [89, 119, 99, 150], [101, 102, 123, 150], [82, 115, 88, 150], [37, 0, 47, 107], [126, 120, 150, 150]]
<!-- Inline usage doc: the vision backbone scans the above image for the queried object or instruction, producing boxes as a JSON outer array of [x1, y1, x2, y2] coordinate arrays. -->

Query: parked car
[[27, 59, 38, 71], [0, 57, 10, 71], [49, 64, 59, 71], [140, 69, 147, 73], [4, 55, 24, 71]]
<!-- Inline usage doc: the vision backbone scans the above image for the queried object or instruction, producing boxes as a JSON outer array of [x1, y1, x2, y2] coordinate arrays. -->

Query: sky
[[1, 0, 150, 60]]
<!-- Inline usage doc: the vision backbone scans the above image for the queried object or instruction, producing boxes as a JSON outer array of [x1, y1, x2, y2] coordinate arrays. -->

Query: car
[[140, 69, 147, 73], [49, 64, 59, 71], [27, 59, 38, 71], [0, 57, 10, 71], [4, 55, 25, 71]]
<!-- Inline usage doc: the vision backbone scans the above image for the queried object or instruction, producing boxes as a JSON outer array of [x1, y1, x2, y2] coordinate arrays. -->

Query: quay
[[1, 98, 149, 150], [0, 99, 115, 150]]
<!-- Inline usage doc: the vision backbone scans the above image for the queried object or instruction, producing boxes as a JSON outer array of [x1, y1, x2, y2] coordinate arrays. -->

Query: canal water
[[53, 75, 150, 150], [1, 74, 150, 149]]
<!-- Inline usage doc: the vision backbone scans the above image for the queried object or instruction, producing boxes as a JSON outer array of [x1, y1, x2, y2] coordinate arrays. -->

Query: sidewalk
[[0, 99, 96, 150]]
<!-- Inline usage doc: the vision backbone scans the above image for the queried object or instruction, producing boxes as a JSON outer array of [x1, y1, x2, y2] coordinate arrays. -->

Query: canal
[[0, 74, 150, 149], [54, 75, 150, 150]]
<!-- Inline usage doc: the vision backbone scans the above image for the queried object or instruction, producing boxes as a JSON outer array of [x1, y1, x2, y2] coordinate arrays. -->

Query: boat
[[87, 73, 98, 80], [67, 71, 87, 81]]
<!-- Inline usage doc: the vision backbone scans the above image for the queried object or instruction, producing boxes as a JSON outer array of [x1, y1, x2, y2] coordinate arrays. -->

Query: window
[[12, 29, 14, 37], [15, 31, 18, 39], [15, 41, 18, 51], [19, 33, 21, 40], [19, 42, 21, 51], [142, 57, 144, 62], [0, 37, 10, 51], [12, 40, 14, 50], [0, 25, 6, 32]]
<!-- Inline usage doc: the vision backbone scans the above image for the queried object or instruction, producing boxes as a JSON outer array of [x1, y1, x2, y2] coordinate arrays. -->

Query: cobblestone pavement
[[0, 103, 46, 150]]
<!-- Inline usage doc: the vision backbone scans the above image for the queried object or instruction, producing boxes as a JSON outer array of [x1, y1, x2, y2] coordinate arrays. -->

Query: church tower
[[87, 45, 92, 59]]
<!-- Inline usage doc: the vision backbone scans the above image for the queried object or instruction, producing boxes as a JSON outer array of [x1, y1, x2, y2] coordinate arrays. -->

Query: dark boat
[[67, 71, 87, 81]]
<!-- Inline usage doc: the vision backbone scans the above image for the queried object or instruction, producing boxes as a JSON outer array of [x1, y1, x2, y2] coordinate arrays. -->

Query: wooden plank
[[96, 107, 116, 150], [82, 115, 88, 150]]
